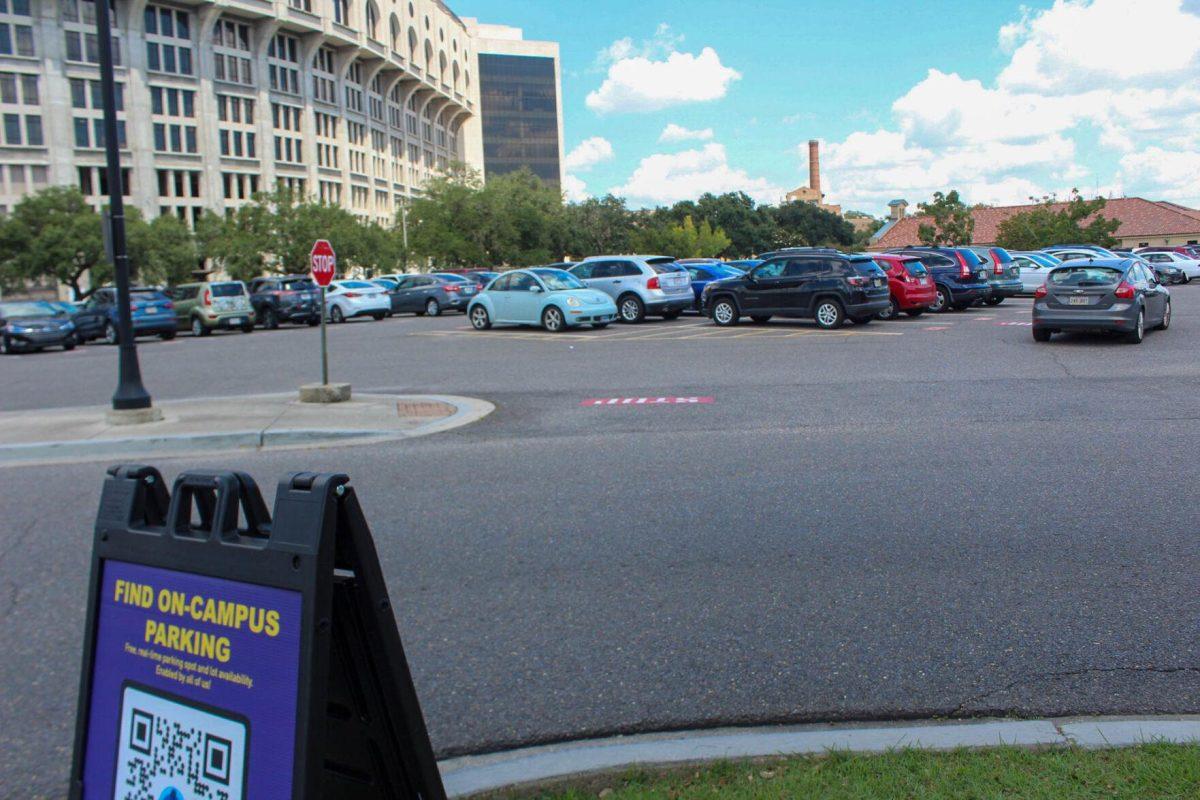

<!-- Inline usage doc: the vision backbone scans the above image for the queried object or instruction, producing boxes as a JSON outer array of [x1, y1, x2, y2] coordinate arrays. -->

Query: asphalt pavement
[[3, 294, 1200, 796]]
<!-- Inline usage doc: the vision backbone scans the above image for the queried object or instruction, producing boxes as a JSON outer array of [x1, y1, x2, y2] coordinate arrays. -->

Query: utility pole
[[400, 203, 410, 272], [96, 0, 157, 422]]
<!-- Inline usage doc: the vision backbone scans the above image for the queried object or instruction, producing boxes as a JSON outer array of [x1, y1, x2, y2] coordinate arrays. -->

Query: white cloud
[[611, 143, 783, 207], [1120, 147, 1200, 200], [822, 0, 1200, 212], [586, 43, 741, 113], [594, 23, 683, 68], [564, 137, 614, 172], [562, 174, 590, 203], [659, 123, 714, 143]]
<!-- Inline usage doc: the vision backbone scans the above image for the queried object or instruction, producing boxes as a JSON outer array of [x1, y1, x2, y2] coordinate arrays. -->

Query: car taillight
[[989, 249, 1004, 275], [646, 276, 660, 290], [344, 292, 360, 298], [444, 284, 461, 293], [203, 289, 211, 305], [1114, 281, 1135, 299], [847, 275, 868, 287], [164, 301, 174, 310], [955, 251, 971, 279], [1034, 285, 1048, 298]]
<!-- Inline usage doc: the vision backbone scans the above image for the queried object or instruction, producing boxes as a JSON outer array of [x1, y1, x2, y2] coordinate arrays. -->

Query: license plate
[[1068, 297, 1090, 306], [145, 306, 156, 314], [230, 316, 245, 324], [919, 278, 929, 285]]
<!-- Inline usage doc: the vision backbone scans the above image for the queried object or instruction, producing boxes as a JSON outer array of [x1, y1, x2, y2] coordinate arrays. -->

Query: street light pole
[[400, 203, 409, 272], [96, 0, 152, 413]]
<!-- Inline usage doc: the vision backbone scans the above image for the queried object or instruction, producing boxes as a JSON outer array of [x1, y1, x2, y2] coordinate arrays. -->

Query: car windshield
[[130, 290, 167, 301], [435, 273, 468, 282], [373, 279, 398, 289], [901, 261, 928, 276], [531, 269, 584, 291], [956, 249, 984, 267], [709, 265, 743, 279], [650, 262, 685, 274], [282, 279, 314, 291], [0, 301, 59, 319], [210, 283, 244, 297], [340, 281, 374, 289], [1048, 266, 1124, 286], [990, 248, 1014, 264], [849, 257, 884, 275]]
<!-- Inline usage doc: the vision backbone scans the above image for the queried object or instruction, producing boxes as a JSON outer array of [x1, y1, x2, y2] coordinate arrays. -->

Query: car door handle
[[611, 280, 620, 284]]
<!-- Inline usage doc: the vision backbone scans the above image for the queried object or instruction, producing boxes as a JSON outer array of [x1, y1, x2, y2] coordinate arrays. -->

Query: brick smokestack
[[808, 139, 821, 197]]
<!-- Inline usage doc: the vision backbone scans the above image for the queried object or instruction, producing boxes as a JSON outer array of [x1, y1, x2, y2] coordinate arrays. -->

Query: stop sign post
[[310, 240, 336, 385]]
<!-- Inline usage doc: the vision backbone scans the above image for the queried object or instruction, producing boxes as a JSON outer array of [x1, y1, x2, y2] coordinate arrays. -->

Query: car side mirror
[[530, 285, 543, 293]]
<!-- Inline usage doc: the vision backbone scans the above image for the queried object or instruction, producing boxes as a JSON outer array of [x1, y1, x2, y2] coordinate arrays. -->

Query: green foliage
[[0, 186, 110, 299], [631, 214, 732, 258], [563, 195, 633, 257], [768, 201, 856, 249], [127, 212, 198, 286], [917, 189, 975, 246], [995, 190, 1122, 251]]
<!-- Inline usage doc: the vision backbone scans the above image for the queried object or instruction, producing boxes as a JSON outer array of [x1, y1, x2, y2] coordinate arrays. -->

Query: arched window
[[389, 13, 400, 51], [438, 50, 446, 80], [332, 0, 349, 26], [452, 60, 459, 91], [364, 0, 378, 39], [407, 26, 418, 61], [423, 38, 432, 69]]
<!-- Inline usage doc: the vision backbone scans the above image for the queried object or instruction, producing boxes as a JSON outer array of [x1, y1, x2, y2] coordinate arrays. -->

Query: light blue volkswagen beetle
[[467, 268, 618, 332]]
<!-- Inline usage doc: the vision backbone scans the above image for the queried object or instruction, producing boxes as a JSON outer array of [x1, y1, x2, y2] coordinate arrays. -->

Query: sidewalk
[[0, 392, 493, 465]]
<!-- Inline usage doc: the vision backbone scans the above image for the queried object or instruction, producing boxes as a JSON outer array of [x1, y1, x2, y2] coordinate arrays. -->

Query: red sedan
[[867, 252, 937, 319]]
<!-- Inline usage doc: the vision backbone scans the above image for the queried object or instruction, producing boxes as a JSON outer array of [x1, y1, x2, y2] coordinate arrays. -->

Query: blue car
[[72, 286, 177, 343], [725, 259, 762, 272], [676, 259, 747, 309], [467, 268, 617, 332]]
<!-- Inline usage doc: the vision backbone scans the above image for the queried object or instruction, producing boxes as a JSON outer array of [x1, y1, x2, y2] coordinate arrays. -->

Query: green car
[[171, 281, 256, 337]]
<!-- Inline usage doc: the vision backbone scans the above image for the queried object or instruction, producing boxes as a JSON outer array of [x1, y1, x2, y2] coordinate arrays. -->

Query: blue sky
[[457, 0, 1200, 215]]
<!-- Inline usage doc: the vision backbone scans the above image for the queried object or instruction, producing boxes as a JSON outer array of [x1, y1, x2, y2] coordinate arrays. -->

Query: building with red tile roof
[[872, 197, 1200, 250]]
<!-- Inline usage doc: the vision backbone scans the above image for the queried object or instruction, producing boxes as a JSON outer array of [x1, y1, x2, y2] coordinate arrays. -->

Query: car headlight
[[61, 321, 75, 331], [566, 296, 581, 307]]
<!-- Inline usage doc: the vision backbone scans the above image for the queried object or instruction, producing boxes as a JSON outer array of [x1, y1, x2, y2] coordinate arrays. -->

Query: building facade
[[465, 20, 562, 189], [0, 0, 546, 229]]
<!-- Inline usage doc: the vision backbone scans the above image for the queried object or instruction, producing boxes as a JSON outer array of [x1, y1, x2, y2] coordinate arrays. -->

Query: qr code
[[114, 685, 247, 800]]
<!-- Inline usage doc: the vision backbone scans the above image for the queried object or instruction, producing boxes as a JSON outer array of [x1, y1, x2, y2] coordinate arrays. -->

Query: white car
[[1137, 251, 1200, 283], [323, 280, 392, 322], [1011, 251, 1062, 293]]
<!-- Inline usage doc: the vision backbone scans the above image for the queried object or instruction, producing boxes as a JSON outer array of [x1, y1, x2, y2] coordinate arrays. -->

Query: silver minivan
[[569, 255, 693, 323]]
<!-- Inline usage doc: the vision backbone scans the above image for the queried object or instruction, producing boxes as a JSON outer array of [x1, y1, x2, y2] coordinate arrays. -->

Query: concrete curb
[[0, 394, 494, 466], [437, 715, 1200, 797]]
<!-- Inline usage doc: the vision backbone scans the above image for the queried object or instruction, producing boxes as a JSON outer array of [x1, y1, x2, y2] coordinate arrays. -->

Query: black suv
[[701, 252, 890, 329], [249, 275, 320, 328], [885, 247, 992, 312]]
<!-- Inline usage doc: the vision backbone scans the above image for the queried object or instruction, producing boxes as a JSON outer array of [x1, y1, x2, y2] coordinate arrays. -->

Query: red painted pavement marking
[[924, 326, 950, 331], [998, 321, 1033, 326], [581, 396, 715, 407]]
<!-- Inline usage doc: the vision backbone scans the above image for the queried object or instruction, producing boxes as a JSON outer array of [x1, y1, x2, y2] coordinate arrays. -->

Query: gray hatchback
[[1032, 258, 1170, 344]]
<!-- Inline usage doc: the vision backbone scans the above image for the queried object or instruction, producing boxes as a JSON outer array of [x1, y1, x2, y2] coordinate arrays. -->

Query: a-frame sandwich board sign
[[69, 465, 447, 800]]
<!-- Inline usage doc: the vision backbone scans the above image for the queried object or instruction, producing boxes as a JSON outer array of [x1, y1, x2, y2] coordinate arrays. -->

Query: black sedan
[[0, 301, 78, 354]]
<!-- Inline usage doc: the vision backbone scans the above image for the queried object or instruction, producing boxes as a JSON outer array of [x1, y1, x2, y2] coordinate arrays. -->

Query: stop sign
[[310, 239, 336, 287]]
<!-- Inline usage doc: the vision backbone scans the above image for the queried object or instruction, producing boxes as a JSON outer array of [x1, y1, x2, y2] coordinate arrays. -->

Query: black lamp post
[[96, 0, 152, 412]]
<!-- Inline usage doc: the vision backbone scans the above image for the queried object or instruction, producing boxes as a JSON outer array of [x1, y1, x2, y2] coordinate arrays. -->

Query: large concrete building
[[463, 19, 563, 189], [0, 0, 557, 228]]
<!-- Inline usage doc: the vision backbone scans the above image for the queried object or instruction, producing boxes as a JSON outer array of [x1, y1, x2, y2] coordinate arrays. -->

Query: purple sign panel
[[81, 559, 302, 800]]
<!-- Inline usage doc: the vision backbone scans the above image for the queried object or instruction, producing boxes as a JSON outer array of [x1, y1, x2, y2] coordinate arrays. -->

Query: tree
[[769, 201, 856, 249], [917, 190, 975, 246], [563, 195, 632, 257], [631, 215, 732, 258], [0, 186, 110, 299], [994, 191, 1122, 251], [407, 164, 490, 267], [692, 192, 777, 257], [127, 212, 198, 286]]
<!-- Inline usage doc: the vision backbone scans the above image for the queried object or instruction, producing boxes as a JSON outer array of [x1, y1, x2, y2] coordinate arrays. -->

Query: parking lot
[[4, 291, 1200, 794]]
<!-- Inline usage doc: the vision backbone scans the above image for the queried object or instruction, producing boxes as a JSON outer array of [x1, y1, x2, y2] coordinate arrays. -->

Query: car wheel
[[425, 298, 441, 317], [541, 305, 565, 333], [0, 336, 11, 355], [905, 309, 925, 318], [877, 298, 899, 320], [63, 336, 76, 351], [661, 309, 682, 320], [160, 330, 175, 340], [1182, 274, 1191, 284], [104, 322, 119, 345], [371, 312, 385, 321], [1033, 328, 1052, 342], [617, 294, 645, 324], [263, 308, 279, 329], [850, 315, 873, 325], [241, 323, 254, 333], [711, 298, 738, 327], [469, 305, 492, 330], [1126, 310, 1145, 344], [985, 296, 1004, 306], [814, 299, 845, 329], [750, 315, 772, 323], [330, 305, 345, 324], [1157, 300, 1171, 330], [931, 287, 952, 313], [307, 317, 320, 326]]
